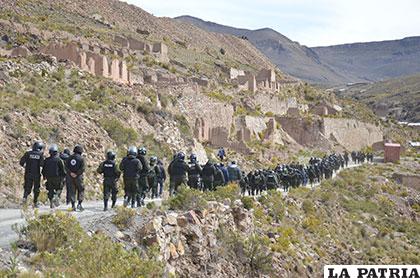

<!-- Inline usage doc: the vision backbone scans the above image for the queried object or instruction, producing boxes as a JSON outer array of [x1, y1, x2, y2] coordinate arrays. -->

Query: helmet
[[139, 147, 147, 156], [48, 144, 58, 155], [63, 148, 71, 155], [150, 156, 157, 164], [32, 141, 43, 151], [106, 150, 116, 160], [128, 146, 138, 156], [177, 152, 185, 161], [189, 153, 197, 163], [73, 144, 84, 154]]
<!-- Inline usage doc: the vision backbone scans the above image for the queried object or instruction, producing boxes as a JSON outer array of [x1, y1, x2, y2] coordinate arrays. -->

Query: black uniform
[[137, 154, 149, 205], [119, 155, 142, 208], [97, 159, 121, 209], [201, 162, 216, 191], [147, 163, 161, 199], [188, 162, 202, 189], [168, 158, 189, 195], [42, 153, 66, 204], [157, 162, 166, 198], [20, 149, 44, 205], [66, 153, 85, 207], [214, 166, 225, 189], [59, 151, 70, 203]]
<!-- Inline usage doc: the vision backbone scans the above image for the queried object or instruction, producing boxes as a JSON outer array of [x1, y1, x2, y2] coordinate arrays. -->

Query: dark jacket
[[137, 154, 149, 176], [214, 167, 225, 184], [227, 164, 241, 181], [157, 164, 166, 181], [119, 155, 142, 179], [20, 150, 44, 178], [66, 153, 85, 176], [97, 159, 121, 179], [169, 159, 189, 177], [220, 166, 229, 184], [188, 162, 202, 177], [202, 163, 216, 180], [42, 154, 66, 179]]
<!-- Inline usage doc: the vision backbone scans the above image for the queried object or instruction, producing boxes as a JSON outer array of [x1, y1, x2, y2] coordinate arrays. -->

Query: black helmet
[[189, 153, 197, 163], [73, 145, 83, 154], [106, 150, 116, 160], [32, 141, 43, 151], [128, 146, 138, 156], [63, 148, 71, 155], [139, 147, 147, 156], [150, 156, 157, 164], [49, 144, 58, 155], [177, 152, 185, 161]]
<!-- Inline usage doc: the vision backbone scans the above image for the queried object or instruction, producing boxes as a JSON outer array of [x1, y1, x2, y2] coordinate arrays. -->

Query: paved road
[[0, 162, 366, 249]]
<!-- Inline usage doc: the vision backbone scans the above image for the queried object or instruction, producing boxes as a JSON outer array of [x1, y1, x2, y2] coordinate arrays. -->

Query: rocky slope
[[176, 16, 420, 85], [334, 74, 420, 122]]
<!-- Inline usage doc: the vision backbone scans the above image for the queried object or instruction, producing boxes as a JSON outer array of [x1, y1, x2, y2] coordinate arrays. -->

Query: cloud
[[124, 0, 420, 46]]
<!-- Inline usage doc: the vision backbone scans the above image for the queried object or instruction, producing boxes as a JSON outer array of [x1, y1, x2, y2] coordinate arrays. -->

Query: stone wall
[[322, 118, 383, 151], [393, 173, 420, 191], [278, 117, 328, 147]]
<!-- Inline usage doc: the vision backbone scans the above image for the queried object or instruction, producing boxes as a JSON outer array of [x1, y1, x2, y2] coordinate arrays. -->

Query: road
[[0, 162, 365, 249]]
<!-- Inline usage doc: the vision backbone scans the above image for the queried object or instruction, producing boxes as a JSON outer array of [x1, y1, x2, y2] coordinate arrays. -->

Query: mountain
[[335, 73, 420, 122], [176, 16, 420, 85], [176, 15, 352, 85]]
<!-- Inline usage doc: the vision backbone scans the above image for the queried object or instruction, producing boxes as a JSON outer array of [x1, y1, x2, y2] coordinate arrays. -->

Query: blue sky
[[124, 0, 420, 47]]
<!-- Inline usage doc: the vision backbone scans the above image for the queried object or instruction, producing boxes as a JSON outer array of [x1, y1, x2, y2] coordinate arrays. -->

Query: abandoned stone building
[[229, 67, 284, 93]]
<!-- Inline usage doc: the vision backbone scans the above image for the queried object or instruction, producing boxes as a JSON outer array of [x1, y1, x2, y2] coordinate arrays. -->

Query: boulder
[[185, 210, 201, 225], [166, 212, 178, 226], [169, 242, 179, 260], [177, 216, 188, 227]]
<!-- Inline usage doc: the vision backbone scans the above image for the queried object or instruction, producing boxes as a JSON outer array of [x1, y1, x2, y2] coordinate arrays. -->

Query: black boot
[[71, 201, 76, 211], [131, 199, 136, 208], [77, 201, 84, 211], [104, 199, 108, 211], [50, 199, 54, 209], [136, 196, 141, 207], [111, 199, 116, 208]]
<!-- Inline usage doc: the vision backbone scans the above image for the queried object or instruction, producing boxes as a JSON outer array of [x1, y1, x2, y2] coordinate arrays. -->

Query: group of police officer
[[19, 140, 372, 211]]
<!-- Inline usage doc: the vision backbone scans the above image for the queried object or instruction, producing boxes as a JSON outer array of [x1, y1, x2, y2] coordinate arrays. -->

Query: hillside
[[176, 16, 420, 85], [175, 15, 353, 85], [335, 74, 420, 122]]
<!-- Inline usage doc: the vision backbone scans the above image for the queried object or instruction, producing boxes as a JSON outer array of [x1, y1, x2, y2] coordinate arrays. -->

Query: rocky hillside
[[334, 74, 420, 122], [176, 15, 353, 85], [312, 37, 420, 83], [176, 16, 420, 85]]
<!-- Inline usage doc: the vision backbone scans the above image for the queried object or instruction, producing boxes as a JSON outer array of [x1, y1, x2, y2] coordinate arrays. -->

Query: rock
[[165, 263, 176, 277], [177, 240, 185, 256], [185, 210, 201, 225], [185, 225, 204, 241], [195, 209, 208, 219], [115, 231, 125, 240], [11, 46, 30, 57], [168, 243, 178, 260], [177, 216, 188, 227], [166, 212, 178, 226], [163, 225, 176, 234], [207, 234, 217, 247]]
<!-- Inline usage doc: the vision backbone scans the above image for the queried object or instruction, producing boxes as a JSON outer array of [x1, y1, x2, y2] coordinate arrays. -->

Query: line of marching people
[[19, 140, 373, 211]]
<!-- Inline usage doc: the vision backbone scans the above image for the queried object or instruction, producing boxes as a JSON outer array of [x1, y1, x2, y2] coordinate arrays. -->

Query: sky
[[124, 0, 420, 47]]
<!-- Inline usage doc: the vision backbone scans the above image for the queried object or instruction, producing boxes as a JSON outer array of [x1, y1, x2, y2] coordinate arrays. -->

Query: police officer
[[201, 160, 216, 191], [148, 156, 161, 199], [120, 146, 142, 208], [97, 150, 121, 211], [19, 141, 44, 207], [214, 164, 225, 189], [227, 161, 241, 183], [168, 152, 189, 196], [60, 148, 71, 204], [137, 147, 149, 207], [187, 154, 202, 190], [42, 144, 66, 208], [157, 160, 166, 198], [66, 145, 85, 211]]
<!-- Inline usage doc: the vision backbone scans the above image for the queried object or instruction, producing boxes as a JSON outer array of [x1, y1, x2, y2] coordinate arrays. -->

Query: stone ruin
[[40, 41, 131, 84], [113, 35, 169, 64], [229, 68, 286, 93], [309, 102, 343, 116]]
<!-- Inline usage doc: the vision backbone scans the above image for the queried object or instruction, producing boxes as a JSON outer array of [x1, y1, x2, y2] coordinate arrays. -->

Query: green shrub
[[112, 206, 137, 229], [136, 102, 154, 115], [209, 183, 241, 203], [206, 91, 233, 103], [168, 186, 207, 211], [257, 191, 285, 222], [241, 196, 255, 210], [100, 118, 138, 147], [18, 211, 85, 252]]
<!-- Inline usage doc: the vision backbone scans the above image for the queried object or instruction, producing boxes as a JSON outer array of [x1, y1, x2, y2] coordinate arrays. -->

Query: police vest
[[103, 160, 117, 178]]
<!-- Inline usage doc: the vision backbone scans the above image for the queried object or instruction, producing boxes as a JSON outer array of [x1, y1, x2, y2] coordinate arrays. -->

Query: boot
[[71, 202, 76, 211], [136, 196, 141, 207], [50, 199, 54, 209], [131, 199, 136, 208], [77, 202, 84, 211], [103, 199, 108, 211], [54, 197, 60, 208], [111, 199, 116, 208]]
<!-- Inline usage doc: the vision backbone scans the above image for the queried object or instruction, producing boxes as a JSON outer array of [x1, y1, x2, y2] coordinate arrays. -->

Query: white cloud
[[124, 0, 420, 46]]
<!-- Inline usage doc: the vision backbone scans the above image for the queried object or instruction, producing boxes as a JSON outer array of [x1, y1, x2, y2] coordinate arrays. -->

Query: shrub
[[100, 118, 138, 147], [17, 211, 85, 252], [112, 206, 137, 229], [206, 91, 233, 103], [257, 191, 285, 222], [168, 186, 207, 211], [209, 183, 241, 203], [241, 196, 255, 210], [136, 102, 154, 115]]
